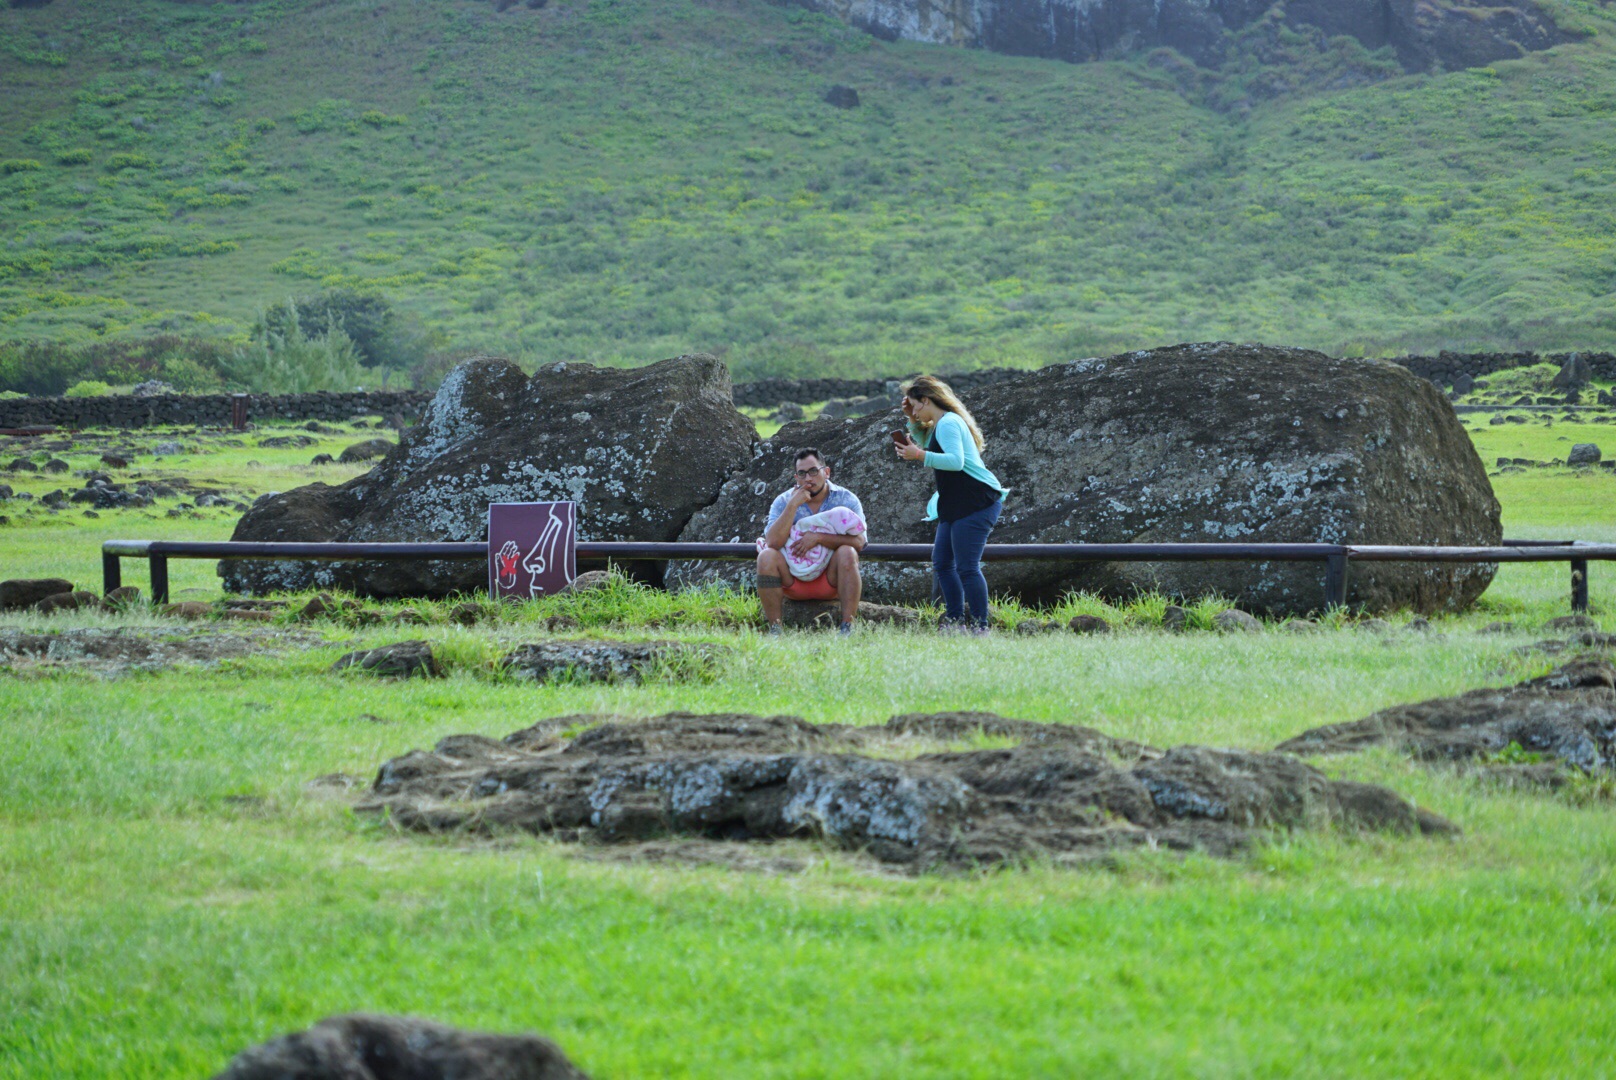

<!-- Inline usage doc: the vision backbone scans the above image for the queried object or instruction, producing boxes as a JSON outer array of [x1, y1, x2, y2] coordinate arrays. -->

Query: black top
[[927, 429, 1002, 522]]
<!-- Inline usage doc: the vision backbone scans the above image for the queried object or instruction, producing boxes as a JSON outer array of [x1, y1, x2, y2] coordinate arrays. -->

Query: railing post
[[1324, 552, 1349, 610], [231, 393, 249, 432], [102, 550, 121, 595], [150, 556, 169, 605], [1571, 558, 1589, 614]]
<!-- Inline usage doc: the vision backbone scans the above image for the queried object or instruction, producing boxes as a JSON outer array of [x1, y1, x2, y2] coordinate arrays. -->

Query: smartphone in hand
[[890, 429, 912, 447]]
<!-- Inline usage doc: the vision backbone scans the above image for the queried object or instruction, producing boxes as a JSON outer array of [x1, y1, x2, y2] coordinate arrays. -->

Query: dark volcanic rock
[[338, 437, 395, 463], [222, 355, 755, 597], [1277, 656, 1616, 776], [669, 343, 1500, 617], [357, 711, 1454, 869], [823, 84, 860, 108], [799, 0, 1571, 73], [213, 1013, 589, 1080], [1, 578, 74, 610], [499, 639, 725, 683], [330, 640, 444, 679], [36, 590, 98, 614]]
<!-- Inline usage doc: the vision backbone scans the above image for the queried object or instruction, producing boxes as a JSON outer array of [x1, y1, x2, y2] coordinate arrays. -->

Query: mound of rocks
[[356, 710, 1454, 870], [0, 627, 314, 678], [670, 343, 1500, 617], [1277, 656, 1616, 784], [500, 639, 726, 683], [221, 355, 755, 597], [213, 1014, 588, 1080]]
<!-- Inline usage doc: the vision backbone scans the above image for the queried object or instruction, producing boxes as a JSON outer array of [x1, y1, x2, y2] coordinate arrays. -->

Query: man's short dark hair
[[795, 447, 828, 468]]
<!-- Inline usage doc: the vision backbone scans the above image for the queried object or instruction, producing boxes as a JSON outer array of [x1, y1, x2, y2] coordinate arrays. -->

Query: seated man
[[756, 447, 865, 635]]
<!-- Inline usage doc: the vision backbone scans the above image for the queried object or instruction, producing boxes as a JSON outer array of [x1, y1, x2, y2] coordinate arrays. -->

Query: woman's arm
[[922, 414, 968, 472]]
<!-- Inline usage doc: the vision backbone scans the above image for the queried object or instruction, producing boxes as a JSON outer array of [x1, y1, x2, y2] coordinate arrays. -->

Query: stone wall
[[0, 390, 432, 429], [734, 351, 1616, 408], [1390, 351, 1616, 387], [3, 350, 1610, 427]]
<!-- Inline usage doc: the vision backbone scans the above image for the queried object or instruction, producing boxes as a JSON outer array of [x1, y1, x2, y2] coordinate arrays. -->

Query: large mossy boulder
[[221, 354, 755, 597], [667, 342, 1501, 616]]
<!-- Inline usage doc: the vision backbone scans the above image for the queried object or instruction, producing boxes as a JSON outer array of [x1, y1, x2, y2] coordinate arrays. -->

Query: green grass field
[[1, 409, 1615, 1075], [2, 0, 1616, 381]]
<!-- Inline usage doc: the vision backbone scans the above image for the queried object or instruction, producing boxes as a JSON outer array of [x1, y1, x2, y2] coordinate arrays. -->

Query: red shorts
[[782, 571, 837, 601]]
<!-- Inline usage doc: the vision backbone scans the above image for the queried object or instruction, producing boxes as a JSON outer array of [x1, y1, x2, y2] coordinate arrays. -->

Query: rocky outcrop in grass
[[1278, 655, 1616, 788], [214, 1014, 589, 1080], [357, 710, 1455, 870]]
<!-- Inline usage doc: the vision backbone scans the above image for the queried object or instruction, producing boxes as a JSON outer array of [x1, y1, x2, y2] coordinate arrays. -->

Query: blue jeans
[[933, 500, 1001, 628]]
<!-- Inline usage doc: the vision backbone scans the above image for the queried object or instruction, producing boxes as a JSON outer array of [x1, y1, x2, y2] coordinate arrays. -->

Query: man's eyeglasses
[[794, 466, 824, 479]]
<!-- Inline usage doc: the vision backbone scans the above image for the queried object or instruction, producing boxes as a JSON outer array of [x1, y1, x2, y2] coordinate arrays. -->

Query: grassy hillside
[[1, 0, 1614, 381]]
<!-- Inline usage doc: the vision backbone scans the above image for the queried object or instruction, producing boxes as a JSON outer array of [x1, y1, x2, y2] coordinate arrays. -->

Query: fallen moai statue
[[354, 711, 1456, 870], [669, 342, 1501, 616], [1277, 654, 1616, 788], [221, 353, 756, 597], [213, 1013, 589, 1080]]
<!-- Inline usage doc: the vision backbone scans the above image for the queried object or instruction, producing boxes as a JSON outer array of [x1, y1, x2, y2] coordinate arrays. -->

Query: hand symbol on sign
[[496, 541, 522, 590]]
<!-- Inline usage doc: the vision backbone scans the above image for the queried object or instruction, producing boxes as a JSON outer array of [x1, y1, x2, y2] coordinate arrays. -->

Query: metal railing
[[99, 538, 1612, 613]]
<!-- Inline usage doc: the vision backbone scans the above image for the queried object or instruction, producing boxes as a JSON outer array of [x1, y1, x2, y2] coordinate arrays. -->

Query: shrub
[[1, 160, 44, 174], [55, 149, 95, 166], [64, 380, 115, 397], [223, 301, 367, 393], [105, 153, 153, 171]]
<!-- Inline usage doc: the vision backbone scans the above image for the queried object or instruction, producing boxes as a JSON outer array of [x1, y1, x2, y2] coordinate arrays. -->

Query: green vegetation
[[0, 414, 1612, 1074], [1, 0, 1615, 382]]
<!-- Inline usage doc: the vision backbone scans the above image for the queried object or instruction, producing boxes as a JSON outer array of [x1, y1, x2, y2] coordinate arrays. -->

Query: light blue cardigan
[[907, 410, 1008, 522]]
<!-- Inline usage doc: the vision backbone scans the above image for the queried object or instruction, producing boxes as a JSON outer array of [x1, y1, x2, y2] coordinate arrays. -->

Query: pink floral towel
[[756, 506, 867, 580]]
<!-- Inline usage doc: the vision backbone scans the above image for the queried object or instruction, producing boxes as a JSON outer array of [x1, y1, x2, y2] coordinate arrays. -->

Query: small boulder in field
[[557, 570, 612, 594], [1567, 443, 1602, 466], [1, 578, 75, 610], [102, 586, 142, 610], [338, 438, 395, 463], [310, 453, 335, 466], [6, 458, 38, 472], [1480, 620, 1516, 634], [1213, 609, 1262, 634], [450, 601, 485, 626], [1014, 619, 1062, 634], [1544, 614, 1598, 632], [41, 458, 69, 473], [211, 1013, 589, 1080], [824, 84, 860, 108], [37, 590, 98, 614], [100, 454, 129, 469], [1068, 614, 1112, 634], [1161, 605, 1189, 632], [161, 601, 214, 620], [330, 640, 443, 679], [296, 593, 338, 621], [1283, 619, 1320, 633], [500, 639, 724, 683]]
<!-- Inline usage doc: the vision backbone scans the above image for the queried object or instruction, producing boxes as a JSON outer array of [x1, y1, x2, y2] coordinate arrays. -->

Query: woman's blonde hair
[[902, 374, 985, 451]]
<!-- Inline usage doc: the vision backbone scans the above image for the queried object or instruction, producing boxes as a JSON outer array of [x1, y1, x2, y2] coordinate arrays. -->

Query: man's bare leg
[[830, 546, 861, 627], [756, 548, 789, 628]]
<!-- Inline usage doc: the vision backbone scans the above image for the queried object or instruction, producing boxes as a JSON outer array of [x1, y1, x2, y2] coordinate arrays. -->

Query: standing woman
[[895, 375, 1008, 631]]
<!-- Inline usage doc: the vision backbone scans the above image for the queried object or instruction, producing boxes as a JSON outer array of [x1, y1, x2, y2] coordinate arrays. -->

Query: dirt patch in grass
[[353, 711, 1455, 872]]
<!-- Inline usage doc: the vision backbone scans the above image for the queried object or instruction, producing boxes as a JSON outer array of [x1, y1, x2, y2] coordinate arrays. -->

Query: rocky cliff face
[[796, 0, 1570, 72]]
